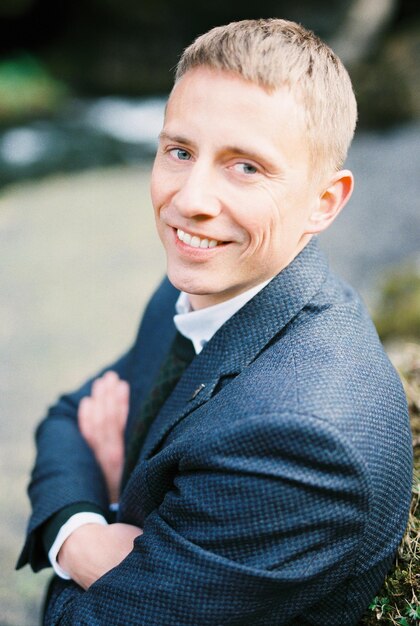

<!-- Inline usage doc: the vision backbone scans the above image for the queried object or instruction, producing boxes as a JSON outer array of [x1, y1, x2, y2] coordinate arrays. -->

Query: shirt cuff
[[48, 512, 108, 579]]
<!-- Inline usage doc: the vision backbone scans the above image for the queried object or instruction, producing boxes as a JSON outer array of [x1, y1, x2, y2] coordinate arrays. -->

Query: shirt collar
[[174, 279, 272, 354]]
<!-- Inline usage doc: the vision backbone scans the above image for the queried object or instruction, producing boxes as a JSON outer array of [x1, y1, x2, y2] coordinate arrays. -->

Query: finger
[[116, 379, 130, 402], [115, 380, 130, 423], [102, 371, 120, 388], [102, 383, 120, 426], [78, 396, 93, 421], [103, 381, 130, 432], [80, 392, 106, 432], [78, 396, 95, 439], [91, 376, 107, 400], [101, 373, 122, 417], [102, 378, 128, 428]]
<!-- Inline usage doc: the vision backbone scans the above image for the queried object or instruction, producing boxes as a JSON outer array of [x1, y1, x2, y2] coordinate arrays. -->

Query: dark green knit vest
[[121, 331, 195, 489]]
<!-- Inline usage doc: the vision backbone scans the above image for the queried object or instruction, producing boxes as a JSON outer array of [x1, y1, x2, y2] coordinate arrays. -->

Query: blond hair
[[175, 19, 357, 175]]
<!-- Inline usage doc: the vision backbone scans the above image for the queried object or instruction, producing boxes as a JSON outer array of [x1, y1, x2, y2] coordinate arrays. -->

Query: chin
[[166, 268, 212, 296]]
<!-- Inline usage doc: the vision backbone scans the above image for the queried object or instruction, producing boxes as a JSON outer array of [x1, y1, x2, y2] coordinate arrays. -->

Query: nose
[[173, 161, 221, 219]]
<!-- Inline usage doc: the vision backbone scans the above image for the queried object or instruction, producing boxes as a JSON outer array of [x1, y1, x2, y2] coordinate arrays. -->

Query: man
[[18, 18, 412, 625]]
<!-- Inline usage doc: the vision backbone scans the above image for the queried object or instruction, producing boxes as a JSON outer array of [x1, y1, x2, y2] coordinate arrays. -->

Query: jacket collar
[[174, 278, 271, 354], [140, 237, 328, 460]]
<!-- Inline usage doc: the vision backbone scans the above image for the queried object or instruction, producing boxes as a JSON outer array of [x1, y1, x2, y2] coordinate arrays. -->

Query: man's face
[[151, 67, 322, 309]]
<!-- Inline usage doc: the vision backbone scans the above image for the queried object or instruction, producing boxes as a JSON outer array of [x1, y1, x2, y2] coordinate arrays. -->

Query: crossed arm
[[43, 403, 368, 625], [58, 371, 142, 590], [28, 338, 371, 624]]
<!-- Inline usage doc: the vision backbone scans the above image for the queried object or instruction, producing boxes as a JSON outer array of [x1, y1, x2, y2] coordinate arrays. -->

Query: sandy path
[[0, 165, 165, 625]]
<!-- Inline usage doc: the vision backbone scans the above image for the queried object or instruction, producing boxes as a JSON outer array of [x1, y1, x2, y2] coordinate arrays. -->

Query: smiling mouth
[[176, 228, 222, 249]]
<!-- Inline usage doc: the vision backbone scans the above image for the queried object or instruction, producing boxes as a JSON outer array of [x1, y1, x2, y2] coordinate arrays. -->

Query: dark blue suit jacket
[[18, 239, 413, 625]]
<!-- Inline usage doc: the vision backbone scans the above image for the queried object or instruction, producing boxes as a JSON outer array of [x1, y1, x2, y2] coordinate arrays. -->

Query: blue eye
[[170, 148, 191, 161], [242, 163, 257, 174], [234, 162, 258, 174]]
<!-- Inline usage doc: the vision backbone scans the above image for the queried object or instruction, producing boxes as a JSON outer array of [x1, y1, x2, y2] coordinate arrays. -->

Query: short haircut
[[175, 19, 357, 176]]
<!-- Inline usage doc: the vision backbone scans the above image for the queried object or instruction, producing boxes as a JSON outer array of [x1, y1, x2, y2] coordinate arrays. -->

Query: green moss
[[0, 54, 68, 121], [361, 476, 419, 625], [374, 270, 420, 342]]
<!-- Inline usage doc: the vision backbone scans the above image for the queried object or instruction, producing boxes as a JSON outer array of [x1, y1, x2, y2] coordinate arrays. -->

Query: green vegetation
[[0, 55, 67, 122], [361, 474, 419, 625], [374, 269, 420, 342]]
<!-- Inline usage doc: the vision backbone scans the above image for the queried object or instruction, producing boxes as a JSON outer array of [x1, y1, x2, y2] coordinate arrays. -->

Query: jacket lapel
[[141, 238, 329, 461]]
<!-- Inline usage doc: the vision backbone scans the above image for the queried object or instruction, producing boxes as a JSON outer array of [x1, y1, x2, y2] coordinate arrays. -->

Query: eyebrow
[[158, 131, 192, 146]]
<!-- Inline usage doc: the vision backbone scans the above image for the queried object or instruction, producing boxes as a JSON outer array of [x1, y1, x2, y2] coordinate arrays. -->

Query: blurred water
[[0, 96, 419, 297], [0, 97, 166, 186]]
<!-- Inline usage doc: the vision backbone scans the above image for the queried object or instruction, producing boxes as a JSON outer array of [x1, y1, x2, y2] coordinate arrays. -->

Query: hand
[[58, 522, 143, 590], [78, 371, 129, 503]]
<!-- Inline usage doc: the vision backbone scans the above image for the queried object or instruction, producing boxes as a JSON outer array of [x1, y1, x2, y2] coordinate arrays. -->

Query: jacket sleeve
[[43, 411, 370, 626], [18, 277, 178, 572], [17, 346, 136, 572]]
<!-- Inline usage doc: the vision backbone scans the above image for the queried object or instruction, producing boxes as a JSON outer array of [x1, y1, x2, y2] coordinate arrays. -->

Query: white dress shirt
[[49, 278, 272, 578]]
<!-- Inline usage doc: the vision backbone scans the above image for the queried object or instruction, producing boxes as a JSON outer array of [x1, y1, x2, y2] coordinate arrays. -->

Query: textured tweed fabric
[[18, 239, 413, 625]]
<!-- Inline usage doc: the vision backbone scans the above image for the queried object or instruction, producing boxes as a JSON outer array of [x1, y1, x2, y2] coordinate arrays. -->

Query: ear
[[305, 169, 354, 235]]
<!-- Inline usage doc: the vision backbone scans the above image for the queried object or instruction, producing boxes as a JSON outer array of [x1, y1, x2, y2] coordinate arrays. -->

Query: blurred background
[[1, 1, 419, 624]]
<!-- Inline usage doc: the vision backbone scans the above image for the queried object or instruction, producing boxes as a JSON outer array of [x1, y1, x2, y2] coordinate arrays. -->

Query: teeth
[[177, 229, 219, 249]]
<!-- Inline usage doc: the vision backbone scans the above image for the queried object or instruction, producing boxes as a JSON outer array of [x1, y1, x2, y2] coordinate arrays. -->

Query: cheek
[[152, 173, 180, 214], [150, 159, 171, 203], [241, 201, 282, 241], [150, 175, 160, 209], [239, 218, 275, 258]]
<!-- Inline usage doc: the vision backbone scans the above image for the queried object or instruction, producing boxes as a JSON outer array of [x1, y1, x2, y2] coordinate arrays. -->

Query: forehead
[[164, 68, 310, 172], [168, 69, 304, 136]]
